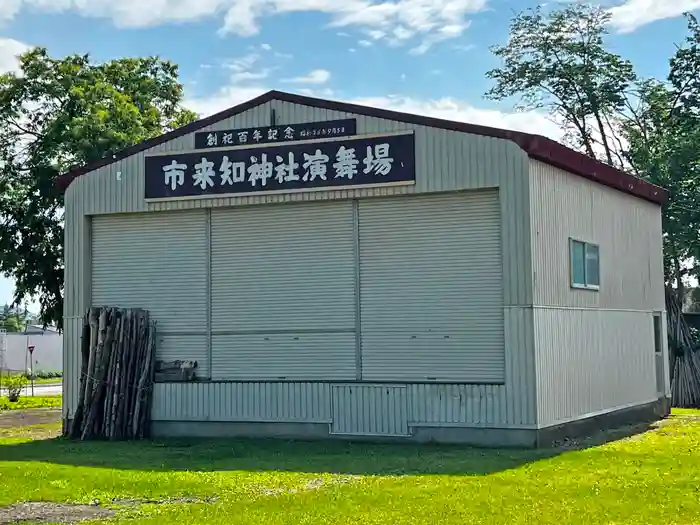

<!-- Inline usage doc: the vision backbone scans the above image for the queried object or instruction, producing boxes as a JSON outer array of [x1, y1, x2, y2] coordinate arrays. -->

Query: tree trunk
[[592, 110, 614, 166], [674, 257, 685, 308]]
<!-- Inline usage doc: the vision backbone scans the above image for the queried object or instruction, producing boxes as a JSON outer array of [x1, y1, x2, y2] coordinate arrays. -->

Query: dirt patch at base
[[0, 502, 115, 524], [0, 409, 61, 429]]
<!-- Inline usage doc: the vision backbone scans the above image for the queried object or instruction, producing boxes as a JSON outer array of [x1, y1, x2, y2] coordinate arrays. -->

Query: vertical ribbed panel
[[149, 380, 536, 429], [151, 382, 333, 422], [209, 201, 356, 380], [529, 160, 668, 428], [331, 385, 409, 436], [359, 191, 505, 382], [534, 308, 657, 428], [529, 160, 665, 311], [64, 95, 540, 429], [504, 306, 536, 426], [61, 316, 82, 419], [90, 210, 210, 377]]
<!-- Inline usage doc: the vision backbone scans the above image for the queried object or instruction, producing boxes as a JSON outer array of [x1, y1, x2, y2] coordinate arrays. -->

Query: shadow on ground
[[0, 417, 660, 477]]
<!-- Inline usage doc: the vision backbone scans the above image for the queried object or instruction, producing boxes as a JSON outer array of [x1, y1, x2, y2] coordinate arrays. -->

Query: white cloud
[[0, 37, 31, 74], [358, 39, 373, 47], [1, 0, 487, 52], [260, 43, 272, 50], [608, 0, 700, 33], [184, 83, 564, 143], [219, 52, 276, 83], [282, 69, 331, 85]]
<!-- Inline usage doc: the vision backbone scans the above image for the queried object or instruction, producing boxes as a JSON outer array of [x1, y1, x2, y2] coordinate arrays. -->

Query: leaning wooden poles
[[68, 307, 157, 440], [666, 289, 700, 408]]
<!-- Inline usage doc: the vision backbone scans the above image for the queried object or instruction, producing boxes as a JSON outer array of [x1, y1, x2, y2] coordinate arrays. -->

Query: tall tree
[[486, 6, 700, 297], [484, 3, 636, 166], [621, 14, 700, 297], [0, 48, 197, 329]]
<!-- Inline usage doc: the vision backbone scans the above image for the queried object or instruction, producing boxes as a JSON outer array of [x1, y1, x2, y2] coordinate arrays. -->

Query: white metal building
[[1, 331, 63, 373], [60, 91, 670, 446]]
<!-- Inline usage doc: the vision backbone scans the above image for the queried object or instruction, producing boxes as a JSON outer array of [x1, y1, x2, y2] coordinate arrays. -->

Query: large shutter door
[[91, 210, 209, 376], [210, 201, 356, 380], [358, 190, 505, 382]]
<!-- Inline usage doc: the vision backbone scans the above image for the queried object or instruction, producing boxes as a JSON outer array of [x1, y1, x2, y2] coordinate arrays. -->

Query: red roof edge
[[56, 89, 669, 205]]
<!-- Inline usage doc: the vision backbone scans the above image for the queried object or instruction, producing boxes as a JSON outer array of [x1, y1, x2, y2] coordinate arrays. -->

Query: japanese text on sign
[[193, 119, 357, 149], [145, 132, 415, 199]]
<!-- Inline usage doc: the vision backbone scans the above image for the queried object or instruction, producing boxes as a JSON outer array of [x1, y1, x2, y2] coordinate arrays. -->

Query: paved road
[[22, 382, 62, 396]]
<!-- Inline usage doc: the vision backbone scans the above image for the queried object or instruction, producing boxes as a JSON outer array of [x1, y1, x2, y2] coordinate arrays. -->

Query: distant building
[[0, 330, 63, 373], [23, 324, 60, 335]]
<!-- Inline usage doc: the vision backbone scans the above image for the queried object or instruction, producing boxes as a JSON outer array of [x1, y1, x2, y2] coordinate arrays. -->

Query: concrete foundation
[[142, 396, 671, 448]]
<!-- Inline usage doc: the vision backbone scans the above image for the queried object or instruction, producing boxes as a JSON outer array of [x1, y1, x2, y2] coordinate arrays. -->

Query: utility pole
[[0, 328, 6, 391]]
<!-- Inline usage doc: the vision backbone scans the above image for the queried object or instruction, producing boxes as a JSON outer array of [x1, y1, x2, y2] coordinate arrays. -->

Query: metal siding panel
[[359, 191, 505, 382], [331, 384, 409, 436], [61, 316, 81, 419], [65, 97, 538, 429], [533, 308, 658, 428], [529, 160, 667, 428], [90, 210, 210, 377], [210, 201, 356, 380], [151, 381, 332, 422], [529, 160, 665, 310], [504, 305, 536, 426]]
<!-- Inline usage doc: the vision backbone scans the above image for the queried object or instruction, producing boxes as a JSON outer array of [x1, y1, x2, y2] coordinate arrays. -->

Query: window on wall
[[570, 239, 600, 290]]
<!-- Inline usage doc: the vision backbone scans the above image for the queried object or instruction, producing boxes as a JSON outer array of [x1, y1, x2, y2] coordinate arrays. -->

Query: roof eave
[[55, 89, 669, 205]]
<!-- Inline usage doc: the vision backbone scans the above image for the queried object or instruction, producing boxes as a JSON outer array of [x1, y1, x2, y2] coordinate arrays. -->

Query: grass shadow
[[0, 418, 661, 477]]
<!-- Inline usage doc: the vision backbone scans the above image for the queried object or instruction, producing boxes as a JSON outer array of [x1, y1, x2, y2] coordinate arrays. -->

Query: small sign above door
[[194, 119, 357, 149]]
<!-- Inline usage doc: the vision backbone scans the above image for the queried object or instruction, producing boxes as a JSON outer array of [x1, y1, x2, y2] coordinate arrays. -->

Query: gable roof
[[56, 89, 668, 204]]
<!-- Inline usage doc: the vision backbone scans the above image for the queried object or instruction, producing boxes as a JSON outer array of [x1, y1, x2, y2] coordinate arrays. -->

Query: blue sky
[[0, 0, 698, 312]]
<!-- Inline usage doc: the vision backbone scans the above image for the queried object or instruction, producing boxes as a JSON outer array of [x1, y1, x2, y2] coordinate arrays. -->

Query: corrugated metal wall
[[529, 160, 668, 428], [63, 96, 538, 430]]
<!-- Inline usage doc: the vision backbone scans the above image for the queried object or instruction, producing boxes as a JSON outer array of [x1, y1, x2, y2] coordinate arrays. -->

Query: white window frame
[[569, 238, 600, 291]]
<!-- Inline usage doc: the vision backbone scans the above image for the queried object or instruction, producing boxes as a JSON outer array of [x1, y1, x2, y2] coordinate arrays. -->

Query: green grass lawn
[[30, 377, 63, 385], [0, 395, 62, 411], [2, 373, 62, 385], [0, 410, 699, 524]]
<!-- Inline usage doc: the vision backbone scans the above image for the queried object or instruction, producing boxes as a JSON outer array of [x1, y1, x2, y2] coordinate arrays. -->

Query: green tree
[[0, 48, 197, 329], [486, 6, 700, 295], [1, 314, 24, 332], [620, 14, 700, 297], [484, 3, 636, 166]]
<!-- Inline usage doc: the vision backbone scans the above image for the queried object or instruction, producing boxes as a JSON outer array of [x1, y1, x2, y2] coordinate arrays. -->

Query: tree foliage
[[0, 303, 25, 332], [487, 6, 700, 295], [620, 14, 700, 295], [485, 3, 636, 165], [0, 48, 197, 329]]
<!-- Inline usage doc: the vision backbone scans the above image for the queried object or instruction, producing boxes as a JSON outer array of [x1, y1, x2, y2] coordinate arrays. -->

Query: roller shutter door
[[358, 190, 505, 382], [210, 201, 357, 380], [91, 210, 209, 376]]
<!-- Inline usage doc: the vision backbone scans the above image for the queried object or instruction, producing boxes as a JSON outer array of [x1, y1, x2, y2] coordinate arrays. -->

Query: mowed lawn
[[0, 395, 62, 411], [0, 409, 699, 525]]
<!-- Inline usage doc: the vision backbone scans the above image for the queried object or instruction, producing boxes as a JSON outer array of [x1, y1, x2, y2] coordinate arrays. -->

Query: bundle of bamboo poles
[[666, 290, 700, 408], [68, 307, 157, 440]]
